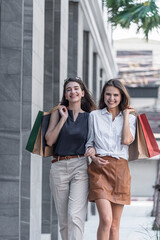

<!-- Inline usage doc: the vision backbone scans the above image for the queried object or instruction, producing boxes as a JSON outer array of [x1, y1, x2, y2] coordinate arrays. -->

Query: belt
[[52, 154, 84, 163]]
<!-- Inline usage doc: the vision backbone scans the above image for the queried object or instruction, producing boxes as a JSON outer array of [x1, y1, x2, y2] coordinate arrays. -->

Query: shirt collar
[[101, 108, 109, 115], [101, 107, 122, 117]]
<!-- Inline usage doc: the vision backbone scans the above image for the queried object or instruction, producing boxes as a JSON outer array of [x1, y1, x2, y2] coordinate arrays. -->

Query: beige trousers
[[50, 156, 89, 240]]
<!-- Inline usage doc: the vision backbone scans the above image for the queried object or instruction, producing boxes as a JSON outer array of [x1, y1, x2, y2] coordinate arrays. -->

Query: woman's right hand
[[91, 156, 109, 167], [59, 105, 68, 121], [85, 147, 96, 157], [45, 106, 68, 146]]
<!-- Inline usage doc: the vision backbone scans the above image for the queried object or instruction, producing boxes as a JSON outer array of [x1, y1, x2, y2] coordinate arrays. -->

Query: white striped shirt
[[86, 108, 137, 160]]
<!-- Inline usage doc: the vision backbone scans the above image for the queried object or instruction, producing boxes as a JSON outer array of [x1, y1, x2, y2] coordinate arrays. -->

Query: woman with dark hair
[[45, 77, 96, 240], [85, 79, 136, 240]]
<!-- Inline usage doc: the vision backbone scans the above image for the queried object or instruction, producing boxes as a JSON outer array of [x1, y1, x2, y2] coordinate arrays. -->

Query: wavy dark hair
[[61, 77, 96, 113], [99, 79, 130, 111]]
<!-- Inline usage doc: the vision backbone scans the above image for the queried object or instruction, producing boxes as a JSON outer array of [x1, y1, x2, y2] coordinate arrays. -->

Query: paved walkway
[[84, 200, 157, 240]]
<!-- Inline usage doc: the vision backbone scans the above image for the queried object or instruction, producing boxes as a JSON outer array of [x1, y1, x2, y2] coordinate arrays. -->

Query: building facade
[[0, 0, 117, 239], [113, 37, 160, 198]]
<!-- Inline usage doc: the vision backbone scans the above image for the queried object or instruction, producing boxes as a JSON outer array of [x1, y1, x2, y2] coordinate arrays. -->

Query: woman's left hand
[[123, 106, 135, 116], [122, 105, 135, 145], [84, 147, 96, 157]]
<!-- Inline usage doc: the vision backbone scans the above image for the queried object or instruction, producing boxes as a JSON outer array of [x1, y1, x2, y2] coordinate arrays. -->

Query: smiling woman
[[45, 77, 96, 240], [65, 81, 85, 110], [85, 78, 137, 240], [104, 86, 121, 112], [60, 77, 96, 112]]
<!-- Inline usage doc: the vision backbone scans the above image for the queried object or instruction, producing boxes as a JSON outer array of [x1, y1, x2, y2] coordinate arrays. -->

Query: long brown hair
[[99, 79, 130, 111], [61, 77, 96, 112]]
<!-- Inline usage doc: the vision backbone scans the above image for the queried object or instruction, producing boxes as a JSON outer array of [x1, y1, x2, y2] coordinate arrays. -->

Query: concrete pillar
[[88, 33, 93, 92], [100, 68, 103, 91], [43, 1, 58, 239], [44, 0, 68, 105], [77, 4, 84, 78], [96, 56, 101, 104], [59, 0, 69, 97], [52, 0, 61, 105], [93, 52, 97, 102], [50, 0, 69, 103], [0, 1, 23, 238], [44, 0, 55, 111], [43, 0, 69, 239], [0, 0, 45, 239], [30, 0, 45, 240], [67, 1, 84, 78], [68, 1, 79, 77], [83, 31, 94, 91], [83, 31, 89, 86]]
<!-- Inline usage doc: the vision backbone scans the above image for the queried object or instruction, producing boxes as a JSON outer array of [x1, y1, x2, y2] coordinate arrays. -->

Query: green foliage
[[105, 0, 160, 40]]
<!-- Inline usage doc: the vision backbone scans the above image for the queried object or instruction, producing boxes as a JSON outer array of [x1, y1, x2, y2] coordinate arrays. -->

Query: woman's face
[[65, 81, 84, 103], [104, 86, 121, 110]]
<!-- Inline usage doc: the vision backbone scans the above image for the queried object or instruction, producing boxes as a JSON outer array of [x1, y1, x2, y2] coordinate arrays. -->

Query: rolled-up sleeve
[[129, 114, 137, 145], [85, 113, 95, 149]]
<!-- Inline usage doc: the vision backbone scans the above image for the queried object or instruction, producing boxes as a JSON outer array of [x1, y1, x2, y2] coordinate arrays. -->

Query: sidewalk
[[84, 200, 156, 240]]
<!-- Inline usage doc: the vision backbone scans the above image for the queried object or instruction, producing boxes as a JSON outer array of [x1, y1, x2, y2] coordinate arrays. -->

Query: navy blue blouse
[[53, 110, 89, 156]]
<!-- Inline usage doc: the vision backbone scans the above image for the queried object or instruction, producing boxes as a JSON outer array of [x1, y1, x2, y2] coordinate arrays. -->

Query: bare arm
[[45, 106, 68, 146], [122, 107, 135, 145]]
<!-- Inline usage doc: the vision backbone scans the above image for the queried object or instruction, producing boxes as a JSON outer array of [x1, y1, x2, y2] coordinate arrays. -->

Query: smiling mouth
[[70, 95, 78, 98]]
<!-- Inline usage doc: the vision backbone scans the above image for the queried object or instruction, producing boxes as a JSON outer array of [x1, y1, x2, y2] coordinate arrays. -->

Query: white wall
[[129, 158, 159, 197]]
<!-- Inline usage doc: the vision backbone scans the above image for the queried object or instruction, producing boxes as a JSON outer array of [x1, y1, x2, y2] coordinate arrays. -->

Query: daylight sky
[[113, 24, 160, 41]]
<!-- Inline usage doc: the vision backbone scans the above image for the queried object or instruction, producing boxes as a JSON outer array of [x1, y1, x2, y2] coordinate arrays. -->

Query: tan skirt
[[88, 156, 131, 205]]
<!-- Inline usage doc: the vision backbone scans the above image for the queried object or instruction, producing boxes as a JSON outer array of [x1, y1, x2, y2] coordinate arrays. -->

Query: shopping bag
[[26, 105, 59, 157], [139, 114, 160, 157], [129, 113, 160, 161]]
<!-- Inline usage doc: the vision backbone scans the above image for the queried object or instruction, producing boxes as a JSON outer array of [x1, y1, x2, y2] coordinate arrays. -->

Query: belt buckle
[[65, 156, 70, 159]]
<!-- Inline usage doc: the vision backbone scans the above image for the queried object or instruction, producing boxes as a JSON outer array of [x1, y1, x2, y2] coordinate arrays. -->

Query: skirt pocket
[[88, 162, 103, 190], [115, 160, 131, 194]]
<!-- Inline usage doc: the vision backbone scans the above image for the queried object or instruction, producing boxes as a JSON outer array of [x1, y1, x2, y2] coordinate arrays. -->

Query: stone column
[[68, 1, 84, 79], [83, 30, 89, 87], [93, 52, 97, 102], [44, 0, 55, 111], [0, 0, 23, 239], [42, 1, 58, 239], [53, 0, 68, 101], [77, 4, 84, 78], [29, 0, 45, 240], [0, 0, 45, 240], [59, 0, 69, 97], [68, 1, 79, 78], [42, 0, 69, 239], [96, 56, 101, 104], [88, 33, 93, 92], [92, 52, 102, 105]]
